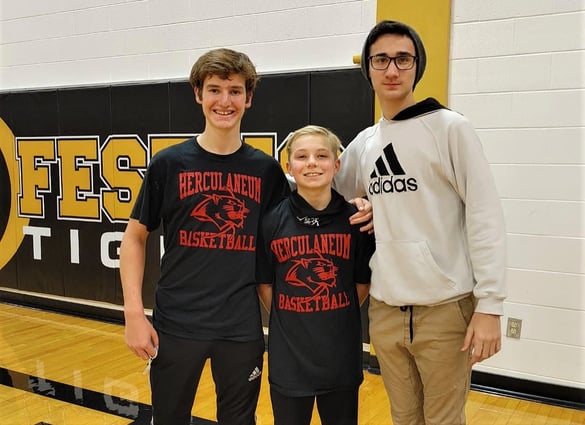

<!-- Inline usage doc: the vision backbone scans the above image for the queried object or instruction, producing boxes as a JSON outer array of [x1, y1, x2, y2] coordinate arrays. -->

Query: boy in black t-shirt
[[120, 48, 290, 425], [257, 125, 375, 425]]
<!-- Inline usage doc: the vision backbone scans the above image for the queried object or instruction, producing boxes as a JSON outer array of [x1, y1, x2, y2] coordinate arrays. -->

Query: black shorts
[[150, 331, 264, 425]]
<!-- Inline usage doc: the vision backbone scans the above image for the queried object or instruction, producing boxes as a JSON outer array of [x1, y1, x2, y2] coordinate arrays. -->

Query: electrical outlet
[[506, 318, 522, 339]]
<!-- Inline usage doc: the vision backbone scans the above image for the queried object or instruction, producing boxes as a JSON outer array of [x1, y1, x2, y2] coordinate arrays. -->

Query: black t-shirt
[[257, 190, 375, 396], [131, 137, 290, 341]]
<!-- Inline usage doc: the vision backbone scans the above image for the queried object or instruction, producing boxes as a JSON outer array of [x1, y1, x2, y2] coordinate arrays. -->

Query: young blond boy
[[257, 125, 375, 425]]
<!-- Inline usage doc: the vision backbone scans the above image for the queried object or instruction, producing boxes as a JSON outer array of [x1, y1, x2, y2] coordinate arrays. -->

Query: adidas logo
[[368, 143, 418, 195], [248, 366, 262, 382]]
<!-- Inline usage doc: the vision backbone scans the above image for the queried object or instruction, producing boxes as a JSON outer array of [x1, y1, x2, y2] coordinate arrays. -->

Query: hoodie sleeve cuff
[[475, 297, 505, 316]]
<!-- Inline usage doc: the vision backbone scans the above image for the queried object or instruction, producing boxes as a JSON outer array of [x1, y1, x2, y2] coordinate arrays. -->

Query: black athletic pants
[[150, 331, 264, 425], [270, 386, 359, 425]]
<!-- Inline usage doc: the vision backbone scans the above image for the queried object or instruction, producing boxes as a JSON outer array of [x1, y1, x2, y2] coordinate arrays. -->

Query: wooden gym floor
[[1, 302, 584, 424]]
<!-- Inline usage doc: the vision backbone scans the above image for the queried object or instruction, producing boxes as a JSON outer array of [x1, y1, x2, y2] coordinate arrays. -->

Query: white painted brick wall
[[450, 0, 585, 388], [0, 0, 376, 90]]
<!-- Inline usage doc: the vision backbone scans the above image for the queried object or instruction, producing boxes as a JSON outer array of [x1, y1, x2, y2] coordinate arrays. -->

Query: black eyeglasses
[[368, 54, 417, 71]]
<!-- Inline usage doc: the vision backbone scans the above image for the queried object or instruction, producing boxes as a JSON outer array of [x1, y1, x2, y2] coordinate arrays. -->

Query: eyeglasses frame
[[368, 54, 417, 71]]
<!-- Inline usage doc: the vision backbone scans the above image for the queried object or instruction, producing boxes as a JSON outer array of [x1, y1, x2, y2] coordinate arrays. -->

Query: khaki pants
[[369, 296, 474, 425]]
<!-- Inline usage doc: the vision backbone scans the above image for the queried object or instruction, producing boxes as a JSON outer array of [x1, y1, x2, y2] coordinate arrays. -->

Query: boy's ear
[[245, 92, 253, 108], [194, 87, 203, 104], [285, 161, 291, 175]]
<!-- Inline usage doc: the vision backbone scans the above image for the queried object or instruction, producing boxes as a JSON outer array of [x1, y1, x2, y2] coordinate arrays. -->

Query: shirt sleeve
[[353, 225, 375, 285], [262, 159, 291, 213], [130, 158, 164, 232], [448, 116, 507, 315], [255, 215, 276, 285], [333, 134, 368, 201]]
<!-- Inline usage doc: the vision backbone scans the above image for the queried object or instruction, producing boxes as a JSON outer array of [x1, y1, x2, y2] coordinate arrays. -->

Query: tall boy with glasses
[[333, 21, 507, 425]]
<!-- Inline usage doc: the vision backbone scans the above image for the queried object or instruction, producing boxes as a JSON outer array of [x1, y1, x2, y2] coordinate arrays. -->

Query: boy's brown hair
[[189, 48, 259, 99]]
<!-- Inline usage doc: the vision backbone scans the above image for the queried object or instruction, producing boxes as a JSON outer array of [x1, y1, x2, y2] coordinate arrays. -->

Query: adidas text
[[368, 176, 418, 195]]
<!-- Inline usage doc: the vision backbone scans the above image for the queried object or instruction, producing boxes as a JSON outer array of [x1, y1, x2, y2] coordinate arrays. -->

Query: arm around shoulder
[[333, 133, 368, 201]]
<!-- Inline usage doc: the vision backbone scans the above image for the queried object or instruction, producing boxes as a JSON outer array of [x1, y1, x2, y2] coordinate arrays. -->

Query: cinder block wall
[[0, 0, 376, 89], [449, 0, 585, 389]]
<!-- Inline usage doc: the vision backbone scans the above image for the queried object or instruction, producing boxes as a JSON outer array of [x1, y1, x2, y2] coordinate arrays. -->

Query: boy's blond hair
[[286, 125, 341, 159]]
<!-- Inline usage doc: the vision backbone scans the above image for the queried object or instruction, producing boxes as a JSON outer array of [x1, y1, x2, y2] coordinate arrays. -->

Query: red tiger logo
[[285, 252, 337, 297], [190, 193, 249, 235]]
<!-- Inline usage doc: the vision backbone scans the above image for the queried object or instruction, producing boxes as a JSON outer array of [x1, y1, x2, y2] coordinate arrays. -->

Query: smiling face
[[368, 33, 417, 111], [286, 134, 340, 196], [195, 73, 252, 132]]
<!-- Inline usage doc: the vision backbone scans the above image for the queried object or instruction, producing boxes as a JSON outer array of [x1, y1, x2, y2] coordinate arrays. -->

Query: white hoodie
[[334, 98, 507, 315]]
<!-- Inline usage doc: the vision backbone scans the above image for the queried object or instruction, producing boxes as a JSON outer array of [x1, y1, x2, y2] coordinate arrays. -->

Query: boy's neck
[[296, 187, 332, 211], [380, 94, 417, 121], [198, 126, 242, 155]]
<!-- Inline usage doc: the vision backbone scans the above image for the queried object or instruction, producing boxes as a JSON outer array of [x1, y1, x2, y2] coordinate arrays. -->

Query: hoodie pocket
[[370, 240, 458, 305]]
